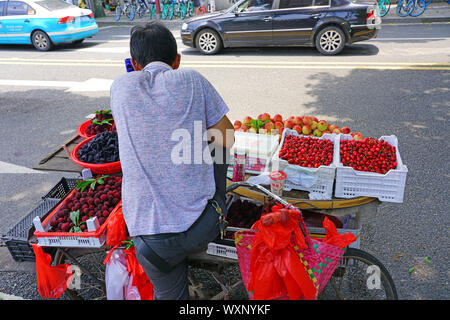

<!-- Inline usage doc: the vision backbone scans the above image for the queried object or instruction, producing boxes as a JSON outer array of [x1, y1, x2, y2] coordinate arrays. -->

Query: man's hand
[[207, 115, 235, 149]]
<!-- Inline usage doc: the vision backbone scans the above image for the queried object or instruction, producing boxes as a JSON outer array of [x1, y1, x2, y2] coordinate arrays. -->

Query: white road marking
[[0, 161, 46, 174], [0, 78, 113, 92]]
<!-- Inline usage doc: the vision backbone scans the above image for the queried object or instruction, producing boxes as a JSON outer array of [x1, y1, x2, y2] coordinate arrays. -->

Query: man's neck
[[143, 61, 173, 70]]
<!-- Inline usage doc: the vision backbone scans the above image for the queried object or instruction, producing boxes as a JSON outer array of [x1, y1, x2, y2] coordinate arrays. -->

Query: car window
[[6, 1, 33, 15], [0, 1, 6, 16], [278, 0, 313, 9], [237, 0, 274, 12], [313, 0, 329, 6], [35, 0, 73, 10]]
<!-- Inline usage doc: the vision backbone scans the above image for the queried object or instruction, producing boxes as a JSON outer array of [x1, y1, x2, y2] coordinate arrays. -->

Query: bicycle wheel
[[52, 247, 108, 300], [180, 3, 187, 19], [188, 1, 194, 16], [125, 4, 136, 20], [409, 0, 427, 16], [397, 0, 414, 16], [114, 5, 122, 21], [319, 248, 398, 300], [378, 0, 390, 17], [162, 4, 168, 19], [150, 4, 156, 18], [169, 4, 174, 20], [137, 3, 145, 18], [424, 0, 432, 5]]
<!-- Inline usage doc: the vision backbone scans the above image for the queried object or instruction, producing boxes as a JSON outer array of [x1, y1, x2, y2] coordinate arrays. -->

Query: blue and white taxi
[[0, 0, 98, 51]]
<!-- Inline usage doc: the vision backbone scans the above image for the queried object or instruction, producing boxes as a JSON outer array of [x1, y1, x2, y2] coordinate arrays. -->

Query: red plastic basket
[[77, 119, 94, 139], [34, 187, 122, 248], [71, 136, 122, 174]]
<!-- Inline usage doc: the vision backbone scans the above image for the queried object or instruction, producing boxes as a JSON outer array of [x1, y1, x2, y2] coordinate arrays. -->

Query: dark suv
[[181, 0, 381, 55]]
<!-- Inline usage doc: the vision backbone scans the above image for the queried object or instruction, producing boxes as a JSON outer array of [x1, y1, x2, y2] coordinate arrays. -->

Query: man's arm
[[207, 115, 235, 149]]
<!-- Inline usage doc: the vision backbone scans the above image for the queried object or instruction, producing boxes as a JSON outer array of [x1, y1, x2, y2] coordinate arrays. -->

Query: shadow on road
[[181, 43, 380, 57]]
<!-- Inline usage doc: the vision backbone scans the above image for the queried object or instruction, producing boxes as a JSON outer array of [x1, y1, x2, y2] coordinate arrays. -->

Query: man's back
[[111, 62, 229, 237]]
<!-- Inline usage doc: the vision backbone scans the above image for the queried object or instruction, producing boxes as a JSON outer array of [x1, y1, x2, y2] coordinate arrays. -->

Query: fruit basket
[[334, 134, 408, 203], [271, 129, 338, 200], [33, 188, 122, 248], [77, 110, 115, 139], [77, 119, 93, 139], [71, 135, 121, 174]]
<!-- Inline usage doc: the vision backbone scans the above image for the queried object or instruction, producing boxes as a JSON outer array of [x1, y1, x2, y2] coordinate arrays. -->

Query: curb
[[0, 292, 27, 300], [382, 16, 450, 23]]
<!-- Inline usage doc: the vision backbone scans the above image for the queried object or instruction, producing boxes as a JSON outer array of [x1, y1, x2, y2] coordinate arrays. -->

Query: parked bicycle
[[161, 0, 174, 20], [377, 0, 391, 17], [396, 0, 415, 16], [135, 0, 149, 18], [408, 0, 428, 17], [114, 0, 136, 21]]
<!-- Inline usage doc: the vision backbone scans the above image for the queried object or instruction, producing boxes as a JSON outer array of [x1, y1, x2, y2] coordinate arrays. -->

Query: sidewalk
[[94, 2, 450, 27], [382, 2, 450, 23]]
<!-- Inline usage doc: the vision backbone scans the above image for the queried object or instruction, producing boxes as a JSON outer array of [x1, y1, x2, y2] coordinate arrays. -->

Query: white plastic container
[[271, 129, 338, 200], [229, 131, 280, 174], [206, 243, 238, 260], [334, 134, 408, 203], [307, 214, 361, 249]]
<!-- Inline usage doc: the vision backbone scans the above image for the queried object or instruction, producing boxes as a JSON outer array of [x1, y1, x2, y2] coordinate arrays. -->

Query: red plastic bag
[[322, 217, 357, 248], [32, 244, 73, 299], [248, 210, 317, 300], [106, 209, 128, 247]]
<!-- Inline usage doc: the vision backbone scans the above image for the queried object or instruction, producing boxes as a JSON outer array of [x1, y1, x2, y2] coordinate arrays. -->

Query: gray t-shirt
[[110, 62, 229, 236]]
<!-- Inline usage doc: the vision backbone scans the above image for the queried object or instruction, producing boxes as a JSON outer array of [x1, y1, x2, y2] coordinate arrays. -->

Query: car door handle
[[264, 16, 272, 22], [312, 14, 321, 18], [24, 19, 30, 23]]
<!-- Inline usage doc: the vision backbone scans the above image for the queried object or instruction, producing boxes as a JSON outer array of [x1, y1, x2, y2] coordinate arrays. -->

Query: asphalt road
[[0, 22, 449, 300]]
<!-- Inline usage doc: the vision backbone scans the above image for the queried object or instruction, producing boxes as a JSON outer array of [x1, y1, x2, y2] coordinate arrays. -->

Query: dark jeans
[[133, 154, 228, 300]]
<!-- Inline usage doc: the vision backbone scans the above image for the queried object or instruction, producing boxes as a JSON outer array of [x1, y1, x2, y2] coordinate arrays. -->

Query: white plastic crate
[[229, 131, 280, 174], [206, 242, 238, 260], [33, 215, 106, 248], [307, 214, 361, 249], [334, 134, 408, 203], [271, 129, 338, 200]]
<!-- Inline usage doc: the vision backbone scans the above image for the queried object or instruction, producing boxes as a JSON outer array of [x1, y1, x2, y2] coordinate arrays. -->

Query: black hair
[[130, 22, 178, 68]]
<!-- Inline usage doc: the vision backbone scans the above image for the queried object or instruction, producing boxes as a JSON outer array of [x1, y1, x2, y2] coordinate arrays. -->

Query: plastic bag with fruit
[[32, 244, 73, 299], [247, 207, 317, 300]]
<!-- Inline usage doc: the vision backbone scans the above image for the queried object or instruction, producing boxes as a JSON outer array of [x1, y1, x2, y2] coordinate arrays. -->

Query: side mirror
[[233, 7, 239, 16]]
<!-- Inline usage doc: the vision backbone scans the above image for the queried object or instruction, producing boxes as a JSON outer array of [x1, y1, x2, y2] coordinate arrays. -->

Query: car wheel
[[31, 30, 53, 51], [315, 26, 345, 56], [196, 29, 222, 55]]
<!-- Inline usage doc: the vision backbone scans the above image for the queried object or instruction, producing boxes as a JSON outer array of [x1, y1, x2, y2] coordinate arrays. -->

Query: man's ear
[[131, 58, 143, 71], [171, 53, 181, 70]]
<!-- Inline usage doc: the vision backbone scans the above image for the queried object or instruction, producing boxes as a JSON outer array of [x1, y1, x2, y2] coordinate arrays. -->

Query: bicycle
[[161, 0, 175, 20], [377, 0, 391, 17], [50, 181, 398, 300], [135, 0, 149, 18], [396, 0, 415, 16], [148, 0, 157, 19], [408, 0, 427, 17], [187, 0, 194, 17], [114, 0, 136, 21]]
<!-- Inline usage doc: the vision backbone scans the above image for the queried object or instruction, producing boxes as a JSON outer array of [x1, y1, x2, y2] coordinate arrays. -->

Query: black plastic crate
[[2, 198, 61, 262], [42, 177, 79, 200]]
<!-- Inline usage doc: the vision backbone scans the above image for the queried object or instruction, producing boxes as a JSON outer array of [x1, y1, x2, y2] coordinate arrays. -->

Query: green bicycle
[[377, 0, 390, 17]]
